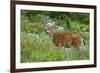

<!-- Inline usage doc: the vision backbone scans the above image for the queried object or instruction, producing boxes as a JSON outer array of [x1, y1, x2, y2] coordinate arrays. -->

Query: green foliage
[[21, 32, 65, 62], [21, 15, 46, 34], [71, 22, 89, 32], [20, 10, 90, 63]]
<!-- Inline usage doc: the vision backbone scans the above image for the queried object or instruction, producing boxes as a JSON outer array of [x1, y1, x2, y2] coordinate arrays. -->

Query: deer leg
[[75, 44, 84, 59], [62, 43, 67, 60], [58, 43, 67, 60]]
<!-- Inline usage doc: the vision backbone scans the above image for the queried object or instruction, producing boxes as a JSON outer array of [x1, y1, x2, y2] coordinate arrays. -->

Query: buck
[[46, 26, 85, 59], [43, 18, 85, 58]]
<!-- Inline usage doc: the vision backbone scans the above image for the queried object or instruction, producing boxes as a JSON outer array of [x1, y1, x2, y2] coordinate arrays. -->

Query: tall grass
[[21, 32, 89, 63]]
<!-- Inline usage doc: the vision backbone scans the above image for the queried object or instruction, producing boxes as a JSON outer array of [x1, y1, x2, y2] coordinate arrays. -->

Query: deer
[[47, 27, 85, 59], [44, 21, 85, 59]]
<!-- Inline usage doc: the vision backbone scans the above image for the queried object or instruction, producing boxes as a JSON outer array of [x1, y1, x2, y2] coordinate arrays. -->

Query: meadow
[[20, 10, 90, 63]]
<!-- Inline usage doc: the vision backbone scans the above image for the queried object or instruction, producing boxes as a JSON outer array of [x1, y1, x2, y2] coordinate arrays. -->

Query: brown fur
[[51, 32, 82, 53]]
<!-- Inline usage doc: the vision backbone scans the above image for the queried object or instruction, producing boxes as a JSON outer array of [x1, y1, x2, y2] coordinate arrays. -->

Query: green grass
[[21, 32, 89, 63]]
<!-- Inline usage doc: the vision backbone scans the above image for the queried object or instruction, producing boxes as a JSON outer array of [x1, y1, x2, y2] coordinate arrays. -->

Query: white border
[[16, 4, 94, 69]]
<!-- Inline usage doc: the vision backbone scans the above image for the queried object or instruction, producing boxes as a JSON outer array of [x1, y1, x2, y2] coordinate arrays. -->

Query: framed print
[[10, 0, 97, 73]]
